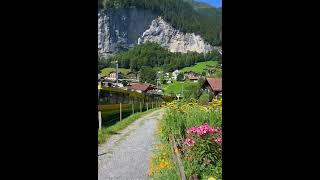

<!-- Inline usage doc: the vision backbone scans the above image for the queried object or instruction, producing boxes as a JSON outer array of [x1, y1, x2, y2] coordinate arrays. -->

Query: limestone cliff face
[[138, 17, 213, 54], [98, 9, 213, 55], [98, 8, 158, 56]]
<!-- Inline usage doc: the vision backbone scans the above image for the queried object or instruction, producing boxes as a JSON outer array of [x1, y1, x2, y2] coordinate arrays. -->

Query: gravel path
[[98, 109, 164, 180]]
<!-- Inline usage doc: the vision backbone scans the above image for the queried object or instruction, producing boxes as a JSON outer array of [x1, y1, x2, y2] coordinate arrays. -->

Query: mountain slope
[[98, 0, 221, 46]]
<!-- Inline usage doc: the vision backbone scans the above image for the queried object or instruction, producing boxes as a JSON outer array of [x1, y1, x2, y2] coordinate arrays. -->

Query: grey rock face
[[98, 8, 158, 56], [140, 17, 213, 54], [98, 9, 214, 55]]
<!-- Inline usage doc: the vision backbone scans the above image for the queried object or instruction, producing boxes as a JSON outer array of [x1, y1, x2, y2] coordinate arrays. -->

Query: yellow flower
[[208, 177, 216, 180], [159, 159, 168, 169], [174, 147, 179, 155]]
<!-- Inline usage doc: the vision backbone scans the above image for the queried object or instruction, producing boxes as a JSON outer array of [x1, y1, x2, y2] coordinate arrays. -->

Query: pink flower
[[184, 138, 196, 147], [187, 127, 197, 134], [214, 137, 222, 144], [187, 123, 219, 136], [196, 123, 215, 136]]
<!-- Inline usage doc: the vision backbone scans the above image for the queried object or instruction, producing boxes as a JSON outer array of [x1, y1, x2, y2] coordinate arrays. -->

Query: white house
[[172, 70, 180, 80]]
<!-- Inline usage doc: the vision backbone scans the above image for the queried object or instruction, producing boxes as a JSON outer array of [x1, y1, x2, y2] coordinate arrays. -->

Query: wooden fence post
[[132, 103, 134, 114], [147, 102, 148, 111], [98, 111, 102, 131], [120, 103, 122, 121], [140, 102, 142, 113], [170, 134, 187, 180]]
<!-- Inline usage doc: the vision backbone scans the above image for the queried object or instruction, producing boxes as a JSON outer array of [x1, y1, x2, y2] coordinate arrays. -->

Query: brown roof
[[129, 83, 152, 92], [206, 78, 222, 91], [189, 77, 198, 80]]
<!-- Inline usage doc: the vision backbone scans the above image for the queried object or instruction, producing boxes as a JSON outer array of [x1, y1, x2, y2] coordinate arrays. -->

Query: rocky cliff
[[138, 17, 213, 54], [98, 8, 158, 56], [98, 8, 213, 56]]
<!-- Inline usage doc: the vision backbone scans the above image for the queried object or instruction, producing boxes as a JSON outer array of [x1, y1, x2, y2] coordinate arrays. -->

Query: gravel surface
[[98, 109, 164, 180]]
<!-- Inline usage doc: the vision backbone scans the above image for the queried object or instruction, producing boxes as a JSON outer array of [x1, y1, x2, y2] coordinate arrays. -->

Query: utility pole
[[156, 78, 160, 94], [181, 83, 184, 98], [116, 60, 119, 84], [111, 60, 119, 84]]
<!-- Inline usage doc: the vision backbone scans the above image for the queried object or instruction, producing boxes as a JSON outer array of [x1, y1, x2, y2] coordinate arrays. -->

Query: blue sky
[[195, 0, 222, 7]]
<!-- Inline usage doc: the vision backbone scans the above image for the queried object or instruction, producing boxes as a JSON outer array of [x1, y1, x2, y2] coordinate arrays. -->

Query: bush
[[176, 73, 185, 81], [198, 92, 209, 105], [158, 100, 222, 179], [140, 66, 157, 84]]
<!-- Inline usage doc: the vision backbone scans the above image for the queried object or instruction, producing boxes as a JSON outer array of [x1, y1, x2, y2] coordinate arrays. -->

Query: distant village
[[98, 63, 222, 99]]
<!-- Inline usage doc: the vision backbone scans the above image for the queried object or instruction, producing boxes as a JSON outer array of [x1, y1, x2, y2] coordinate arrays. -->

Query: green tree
[[198, 92, 210, 105], [198, 77, 206, 88], [176, 73, 184, 81], [183, 83, 201, 100], [108, 42, 219, 73], [140, 66, 157, 84], [214, 69, 222, 78]]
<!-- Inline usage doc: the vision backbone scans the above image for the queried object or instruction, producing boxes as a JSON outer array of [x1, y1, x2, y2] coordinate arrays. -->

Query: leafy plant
[[158, 100, 222, 179]]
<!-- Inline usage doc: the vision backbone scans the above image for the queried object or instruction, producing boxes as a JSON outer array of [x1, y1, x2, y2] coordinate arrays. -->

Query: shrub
[[198, 92, 210, 105], [176, 73, 185, 81], [158, 100, 222, 179]]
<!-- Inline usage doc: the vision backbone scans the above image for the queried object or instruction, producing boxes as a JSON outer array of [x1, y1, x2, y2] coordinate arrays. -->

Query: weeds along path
[[98, 109, 164, 180]]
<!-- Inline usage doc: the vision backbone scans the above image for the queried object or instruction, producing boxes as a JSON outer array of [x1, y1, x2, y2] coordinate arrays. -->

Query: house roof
[[189, 77, 198, 80], [129, 83, 152, 92], [206, 78, 222, 91]]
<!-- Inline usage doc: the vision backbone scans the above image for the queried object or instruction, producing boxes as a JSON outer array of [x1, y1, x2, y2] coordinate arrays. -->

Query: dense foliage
[[98, 0, 222, 45], [140, 66, 157, 84], [155, 99, 222, 179], [99, 42, 221, 72], [176, 73, 185, 82], [182, 77, 206, 100]]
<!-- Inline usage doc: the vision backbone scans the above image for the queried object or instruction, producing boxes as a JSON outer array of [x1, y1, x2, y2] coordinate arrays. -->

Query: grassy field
[[98, 109, 157, 144], [162, 81, 197, 95], [99, 67, 131, 77], [179, 61, 218, 74]]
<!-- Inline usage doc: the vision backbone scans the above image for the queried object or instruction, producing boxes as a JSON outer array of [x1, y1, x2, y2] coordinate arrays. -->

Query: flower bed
[[152, 99, 222, 180]]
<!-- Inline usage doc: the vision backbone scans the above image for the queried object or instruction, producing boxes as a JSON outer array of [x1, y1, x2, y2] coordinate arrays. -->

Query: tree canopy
[[98, 42, 221, 73]]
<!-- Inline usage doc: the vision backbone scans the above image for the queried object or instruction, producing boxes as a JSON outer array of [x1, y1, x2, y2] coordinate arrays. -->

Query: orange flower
[[159, 160, 168, 169], [175, 147, 179, 155], [188, 155, 193, 161]]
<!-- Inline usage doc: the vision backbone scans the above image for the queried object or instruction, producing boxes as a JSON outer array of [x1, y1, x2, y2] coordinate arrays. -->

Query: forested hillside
[[98, 42, 221, 72], [98, 0, 222, 45]]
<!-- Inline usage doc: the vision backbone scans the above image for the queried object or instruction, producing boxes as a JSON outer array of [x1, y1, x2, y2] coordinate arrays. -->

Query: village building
[[128, 83, 156, 94], [109, 71, 116, 79], [172, 69, 180, 80], [184, 71, 200, 80], [105, 71, 124, 81], [188, 76, 198, 82], [203, 78, 222, 97], [127, 71, 139, 80]]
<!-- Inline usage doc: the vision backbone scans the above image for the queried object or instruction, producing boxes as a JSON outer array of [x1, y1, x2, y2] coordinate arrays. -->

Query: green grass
[[162, 81, 196, 95], [159, 101, 222, 179], [98, 109, 157, 144], [179, 61, 218, 74], [99, 67, 130, 77]]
